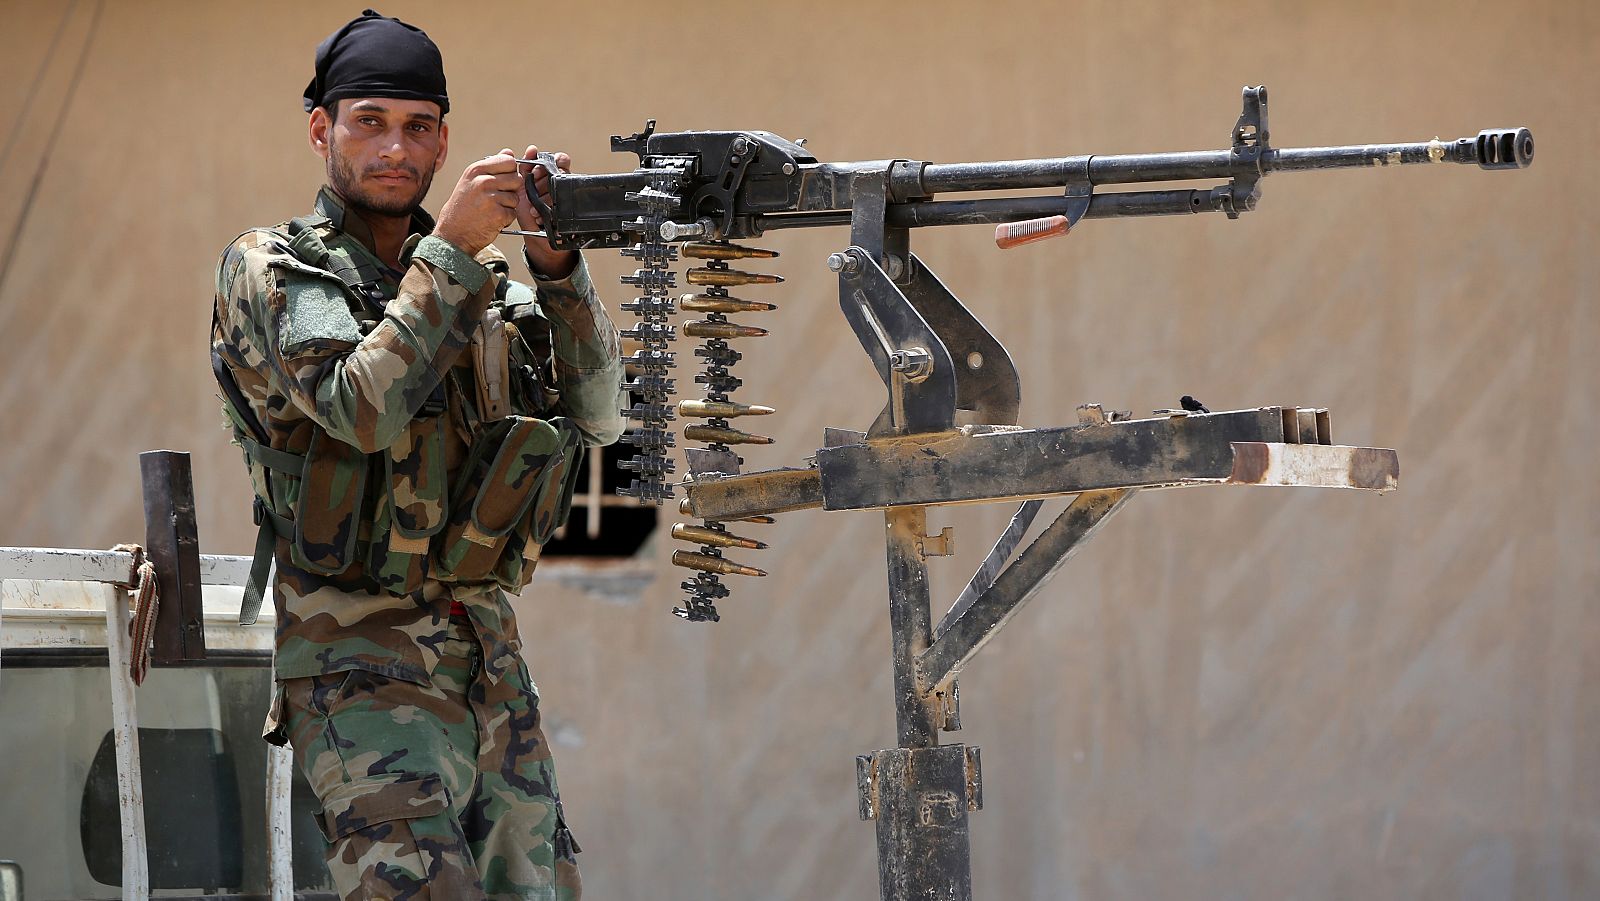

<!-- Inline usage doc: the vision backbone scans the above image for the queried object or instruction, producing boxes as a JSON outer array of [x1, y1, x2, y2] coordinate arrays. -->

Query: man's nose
[[377, 128, 407, 161]]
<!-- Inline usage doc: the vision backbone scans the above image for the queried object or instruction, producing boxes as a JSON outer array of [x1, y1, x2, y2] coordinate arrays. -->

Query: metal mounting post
[[140, 450, 205, 662], [856, 505, 981, 901]]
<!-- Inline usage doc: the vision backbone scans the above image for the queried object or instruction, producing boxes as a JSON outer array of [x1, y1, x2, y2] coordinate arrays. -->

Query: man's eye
[[358, 117, 381, 127], [408, 123, 432, 134]]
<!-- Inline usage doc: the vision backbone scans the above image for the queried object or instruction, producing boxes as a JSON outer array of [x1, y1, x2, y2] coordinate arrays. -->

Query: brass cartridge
[[682, 243, 780, 261], [678, 399, 776, 418], [672, 523, 769, 550], [683, 320, 769, 339], [671, 550, 767, 578], [684, 425, 774, 445], [679, 294, 777, 314], [686, 268, 784, 287]]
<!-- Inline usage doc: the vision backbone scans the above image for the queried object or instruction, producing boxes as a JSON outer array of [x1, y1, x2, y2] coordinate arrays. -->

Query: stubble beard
[[326, 136, 437, 219]]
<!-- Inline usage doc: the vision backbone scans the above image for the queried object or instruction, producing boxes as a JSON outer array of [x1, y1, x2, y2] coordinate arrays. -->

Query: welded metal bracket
[[834, 246, 957, 437], [855, 744, 984, 899], [899, 254, 1021, 426]]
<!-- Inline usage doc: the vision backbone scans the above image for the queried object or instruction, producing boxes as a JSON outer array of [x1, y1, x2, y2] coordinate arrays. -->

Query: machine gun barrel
[[916, 127, 1532, 193], [747, 127, 1533, 232]]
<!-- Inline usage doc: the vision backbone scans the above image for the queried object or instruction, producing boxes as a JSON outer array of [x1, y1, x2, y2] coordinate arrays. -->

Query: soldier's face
[[310, 98, 449, 217]]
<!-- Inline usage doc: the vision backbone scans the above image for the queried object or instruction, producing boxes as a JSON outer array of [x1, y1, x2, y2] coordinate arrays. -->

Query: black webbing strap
[[236, 437, 303, 626], [241, 437, 304, 476], [243, 496, 295, 627]]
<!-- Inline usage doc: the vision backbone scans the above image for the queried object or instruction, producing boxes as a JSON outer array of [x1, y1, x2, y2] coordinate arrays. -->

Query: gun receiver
[[530, 86, 1532, 250]]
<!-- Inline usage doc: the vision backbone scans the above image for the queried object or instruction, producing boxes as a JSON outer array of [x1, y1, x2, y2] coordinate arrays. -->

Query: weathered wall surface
[[1, 1, 1595, 897]]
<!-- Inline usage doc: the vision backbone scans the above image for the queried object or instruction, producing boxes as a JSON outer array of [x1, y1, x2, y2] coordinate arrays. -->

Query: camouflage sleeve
[[525, 251, 625, 447], [221, 231, 495, 453]]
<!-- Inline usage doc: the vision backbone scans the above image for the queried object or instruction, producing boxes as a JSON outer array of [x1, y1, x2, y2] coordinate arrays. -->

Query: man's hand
[[432, 152, 523, 258], [511, 144, 579, 280]]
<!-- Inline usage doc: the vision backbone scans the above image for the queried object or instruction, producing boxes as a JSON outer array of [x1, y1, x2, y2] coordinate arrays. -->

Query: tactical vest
[[214, 217, 585, 624]]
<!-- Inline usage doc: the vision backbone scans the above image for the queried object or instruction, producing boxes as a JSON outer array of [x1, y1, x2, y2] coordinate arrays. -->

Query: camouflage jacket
[[213, 187, 623, 690]]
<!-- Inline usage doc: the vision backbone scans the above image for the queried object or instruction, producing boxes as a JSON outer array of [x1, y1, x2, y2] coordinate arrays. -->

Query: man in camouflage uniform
[[211, 10, 620, 899]]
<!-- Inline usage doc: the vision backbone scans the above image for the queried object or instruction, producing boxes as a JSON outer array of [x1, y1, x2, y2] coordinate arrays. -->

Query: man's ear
[[308, 104, 334, 160], [434, 120, 449, 173]]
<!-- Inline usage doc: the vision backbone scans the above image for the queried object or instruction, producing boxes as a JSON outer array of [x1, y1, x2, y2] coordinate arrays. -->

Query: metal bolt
[[732, 137, 750, 154], [826, 251, 859, 274], [781, 162, 797, 176], [883, 254, 906, 280], [661, 219, 714, 241], [888, 346, 934, 382]]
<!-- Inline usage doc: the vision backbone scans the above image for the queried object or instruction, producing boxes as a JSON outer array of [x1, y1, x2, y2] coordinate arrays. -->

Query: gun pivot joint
[[889, 346, 934, 383]]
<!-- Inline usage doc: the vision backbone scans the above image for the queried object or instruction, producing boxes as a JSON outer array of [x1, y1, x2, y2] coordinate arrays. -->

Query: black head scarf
[[303, 9, 449, 115]]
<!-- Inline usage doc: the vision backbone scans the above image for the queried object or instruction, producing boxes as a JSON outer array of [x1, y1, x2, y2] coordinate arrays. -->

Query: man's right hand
[[431, 152, 523, 257]]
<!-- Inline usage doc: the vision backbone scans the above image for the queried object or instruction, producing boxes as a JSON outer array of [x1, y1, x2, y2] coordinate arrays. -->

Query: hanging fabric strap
[[238, 437, 303, 626]]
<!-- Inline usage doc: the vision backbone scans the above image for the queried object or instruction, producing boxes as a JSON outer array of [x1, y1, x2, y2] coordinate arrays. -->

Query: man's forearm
[[530, 254, 626, 446]]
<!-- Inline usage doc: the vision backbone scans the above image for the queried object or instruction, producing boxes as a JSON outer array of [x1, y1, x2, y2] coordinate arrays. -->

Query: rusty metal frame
[[684, 413, 1396, 523], [585, 84, 1519, 901], [683, 404, 1397, 901], [671, 199, 1398, 899]]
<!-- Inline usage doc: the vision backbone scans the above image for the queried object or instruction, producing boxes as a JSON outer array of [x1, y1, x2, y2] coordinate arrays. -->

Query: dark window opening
[[542, 442, 659, 558]]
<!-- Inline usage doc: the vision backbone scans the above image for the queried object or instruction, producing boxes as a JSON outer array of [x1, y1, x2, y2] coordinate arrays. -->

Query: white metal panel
[[2, 581, 273, 651], [0, 548, 256, 586]]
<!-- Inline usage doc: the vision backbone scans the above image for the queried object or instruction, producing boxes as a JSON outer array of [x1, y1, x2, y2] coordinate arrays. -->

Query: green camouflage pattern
[[292, 430, 369, 575], [212, 187, 625, 685], [435, 416, 579, 587], [216, 187, 611, 896], [282, 607, 581, 900], [371, 416, 450, 596]]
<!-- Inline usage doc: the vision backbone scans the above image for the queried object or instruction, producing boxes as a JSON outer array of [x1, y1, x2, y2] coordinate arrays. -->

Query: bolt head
[[826, 252, 850, 273]]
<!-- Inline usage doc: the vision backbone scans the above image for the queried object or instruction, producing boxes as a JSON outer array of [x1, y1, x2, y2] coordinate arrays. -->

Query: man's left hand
[[509, 144, 578, 280]]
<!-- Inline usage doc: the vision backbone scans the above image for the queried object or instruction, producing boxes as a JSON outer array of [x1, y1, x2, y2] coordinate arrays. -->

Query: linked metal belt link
[[613, 171, 782, 622]]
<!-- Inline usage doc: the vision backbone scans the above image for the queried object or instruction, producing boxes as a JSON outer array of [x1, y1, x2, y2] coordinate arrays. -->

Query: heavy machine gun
[[517, 86, 1532, 901], [519, 85, 1531, 622]]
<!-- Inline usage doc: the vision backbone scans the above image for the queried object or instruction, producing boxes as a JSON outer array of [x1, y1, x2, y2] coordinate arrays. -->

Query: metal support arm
[[917, 489, 1136, 691]]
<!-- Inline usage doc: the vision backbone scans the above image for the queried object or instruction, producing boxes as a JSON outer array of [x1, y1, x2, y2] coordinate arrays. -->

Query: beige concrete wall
[[2, 0, 1595, 897]]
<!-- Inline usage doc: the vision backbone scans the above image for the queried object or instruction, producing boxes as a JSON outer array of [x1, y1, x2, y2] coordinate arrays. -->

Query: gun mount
[[516, 85, 1531, 901]]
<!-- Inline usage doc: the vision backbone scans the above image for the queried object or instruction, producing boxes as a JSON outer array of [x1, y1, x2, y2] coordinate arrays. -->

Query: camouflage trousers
[[283, 615, 581, 900]]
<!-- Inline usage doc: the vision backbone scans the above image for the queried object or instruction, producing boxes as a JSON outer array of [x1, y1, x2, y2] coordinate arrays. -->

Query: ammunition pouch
[[435, 415, 584, 587], [234, 414, 584, 615]]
